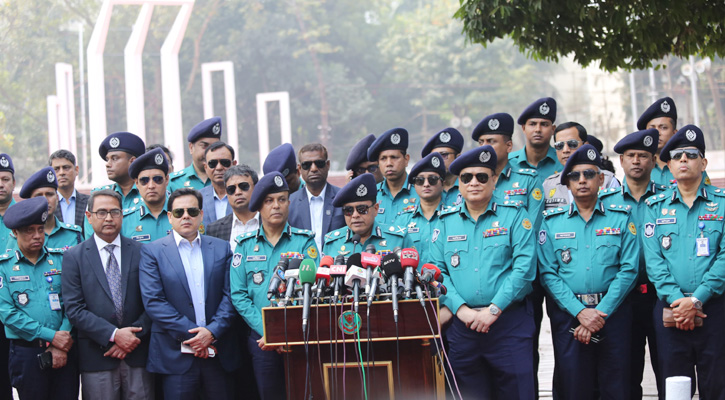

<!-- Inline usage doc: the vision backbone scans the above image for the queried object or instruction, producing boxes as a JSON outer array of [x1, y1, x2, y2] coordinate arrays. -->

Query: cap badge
[[643, 135, 653, 147], [488, 118, 500, 131], [0, 157, 8, 168], [391, 133, 401, 145], [431, 157, 441, 168], [661, 100, 670, 113], [479, 151, 491, 163], [539, 102, 550, 115], [587, 149, 596, 160], [154, 154, 164, 165], [274, 176, 284, 187], [109, 137, 120, 148], [41, 211, 48, 223], [212, 123, 221, 135], [47, 171, 55, 183], [356, 184, 368, 197], [439, 131, 451, 143], [281, 168, 290, 177], [686, 129, 697, 142]]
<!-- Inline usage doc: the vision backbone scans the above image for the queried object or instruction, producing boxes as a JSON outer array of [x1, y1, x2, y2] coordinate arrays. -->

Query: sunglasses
[[342, 204, 372, 217], [437, 151, 457, 159], [554, 140, 581, 151], [226, 182, 251, 195], [460, 173, 489, 185], [207, 159, 232, 169], [171, 207, 201, 218], [566, 169, 599, 181], [669, 149, 702, 160], [138, 175, 165, 186], [412, 176, 442, 186], [354, 165, 378, 175], [300, 160, 327, 170]]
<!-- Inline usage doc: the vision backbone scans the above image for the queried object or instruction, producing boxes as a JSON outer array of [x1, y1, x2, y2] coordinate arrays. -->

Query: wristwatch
[[489, 304, 501, 316], [691, 297, 703, 310]]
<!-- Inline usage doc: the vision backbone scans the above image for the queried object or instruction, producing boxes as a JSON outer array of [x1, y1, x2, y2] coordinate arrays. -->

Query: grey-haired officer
[[0, 153, 17, 251], [643, 125, 725, 398], [0, 197, 79, 399], [509, 97, 563, 180], [421, 128, 464, 206], [168, 117, 222, 192], [121, 148, 172, 243], [538, 144, 639, 399], [95, 131, 145, 210], [263, 143, 303, 194], [346, 134, 383, 183], [367, 128, 419, 225]]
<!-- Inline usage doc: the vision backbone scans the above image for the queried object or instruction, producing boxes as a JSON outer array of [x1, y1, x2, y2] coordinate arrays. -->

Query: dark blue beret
[[263, 143, 297, 177], [128, 148, 169, 179], [560, 144, 602, 185], [4, 196, 49, 229], [332, 173, 377, 207], [99, 132, 145, 161], [449, 145, 497, 176], [367, 128, 408, 161], [408, 152, 446, 184], [187, 116, 222, 143], [659, 124, 706, 163], [0, 154, 14, 174], [421, 128, 463, 157], [613, 129, 659, 155], [517, 97, 557, 125], [346, 134, 376, 170], [248, 171, 289, 212], [637, 97, 677, 130], [585, 134, 604, 154], [472, 113, 514, 141], [19, 167, 57, 199]]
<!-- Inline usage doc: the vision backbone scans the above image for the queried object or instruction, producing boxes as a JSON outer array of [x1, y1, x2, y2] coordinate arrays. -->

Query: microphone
[[351, 233, 361, 253], [299, 259, 317, 332], [401, 248, 419, 299], [345, 254, 367, 313], [418, 263, 441, 283], [316, 256, 334, 299], [330, 255, 347, 300], [283, 258, 302, 304], [381, 253, 404, 322], [360, 246, 380, 295], [267, 258, 290, 300], [366, 266, 383, 312]]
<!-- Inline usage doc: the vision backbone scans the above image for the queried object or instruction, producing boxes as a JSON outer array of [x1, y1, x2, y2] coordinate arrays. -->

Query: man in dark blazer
[[200, 142, 236, 228], [50, 150, 90, 232], [206, 165, 259, 248], [62, 189, 154, 399], [139, 188, 238, 399], [288, 143, 345, 250]]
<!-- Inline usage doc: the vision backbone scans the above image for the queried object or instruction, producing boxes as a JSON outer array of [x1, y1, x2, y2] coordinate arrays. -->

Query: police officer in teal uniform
[[601, 128, 666, 398], [324, 173, 409, 259], [0, 197, 79, 399], [538, 144, 639, 399], [93, 131, 145, 210], [508, 97, 563, 180], [346, 134, 383, 183], [121, 148, 172, 243], [395, 153, 447, 262], [229, 171, 318, 399], [15, 167, 82, 250], [427, 145, 537, 399], [421, 128, 464, 206], [0, 153, 17, 252], [638, 97, 678, 187], [643, 125, 725, 398], [168, 117, 222, 192], [262, 143, 304, 194], [367, 128, 419, 225]]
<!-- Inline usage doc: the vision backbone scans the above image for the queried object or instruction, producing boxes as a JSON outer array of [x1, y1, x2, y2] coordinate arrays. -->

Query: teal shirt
[[0, 244, 71, 341], [8, 217, 82, 252], [538, 200, 639, 318], [394, 201, 447, 263], [443, 178, 461, 207], [427, 198, 536, 313], [230, 224, 318, 336], [643, 182, 725, 305], [375, 175, 419, 225], [168, 164, 210, 192], [495, 164, 544, 229], [121, 202, 172, 243], [0, 198, 16, 252], [508, 146, 563, 183], [651, 164, 711, 189], [323, 223, 410, 259]]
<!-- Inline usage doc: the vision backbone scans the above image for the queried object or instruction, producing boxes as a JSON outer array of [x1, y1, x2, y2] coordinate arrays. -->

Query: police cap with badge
[[613, 129, 659, 155], [0, 153, 14, 174], [249, 171, 289, 212], [19, 167, 57, 199], [99, 131, 146, 161], [517, 97, 557, 125], [4, 196, 49, 229], [332, 173, 377, 207], [346, 134, 376, 170], [367, 128, 408, 161], [188, 116, 223, 143], [263, 143, 297, 178], [560, 144, 601, 185], [449, 145, 498, 176], [637, 97, 677, 130], [421, 128, 463, 157], [659, 124, 706, 163], [129, 147, 169, 180], [472, 113, 514, 142], [586, 134, 604, 155], [408, 152, 446, 184]]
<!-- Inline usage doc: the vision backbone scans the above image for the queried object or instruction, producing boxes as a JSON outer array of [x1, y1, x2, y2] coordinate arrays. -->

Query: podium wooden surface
[[262, 299, 445, 400]]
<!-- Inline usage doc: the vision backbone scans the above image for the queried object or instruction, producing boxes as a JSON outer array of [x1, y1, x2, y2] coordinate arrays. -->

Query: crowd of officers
[[0, 95, 722, 400]]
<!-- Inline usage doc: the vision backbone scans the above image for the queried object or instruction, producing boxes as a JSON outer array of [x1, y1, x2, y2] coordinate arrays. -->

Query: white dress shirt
[[93, 234, 122, 341], [58, 189, 77, 225], [230, 212, 260, 249], [173, 230, 206, 327], [306, 184, 327, 250]]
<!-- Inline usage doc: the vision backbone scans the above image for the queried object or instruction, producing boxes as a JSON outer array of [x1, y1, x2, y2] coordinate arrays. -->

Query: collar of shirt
[[670, 179, 710, 204], [457, 198, 498, 222], [11, 241, 49, 263], [233, 212, 260, 227], [93, 233, 122, 269], [255, 222, 293, 241], [567, 199, 606, 218], [306, 183, 327, 203], [93, 233, 121, 250], [48, 216, 64, 236], [58, 189, 77, 204], [621, 178, 657, 201], [213, 187, 227, 202], [172, 229, 201, 248], [378, 174, 412, 196]]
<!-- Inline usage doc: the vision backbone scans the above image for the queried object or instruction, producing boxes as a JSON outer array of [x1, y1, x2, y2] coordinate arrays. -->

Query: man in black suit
[[206, 164, 259, 247], [62, 189, 153, 399], [50, 150, 89, 234]]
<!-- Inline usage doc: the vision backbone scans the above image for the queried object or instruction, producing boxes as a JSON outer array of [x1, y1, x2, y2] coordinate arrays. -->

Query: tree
[[454, 0, 725, 72]]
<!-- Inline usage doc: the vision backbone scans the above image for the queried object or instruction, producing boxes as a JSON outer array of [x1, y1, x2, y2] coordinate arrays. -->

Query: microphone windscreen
[[316, 267, 331, 283], [346, 253, 362, 269], [351, 233, 362, 244], [401, 248, 420, 268], [381, 253, 404, 277], [364, 243, 376, 253], [288, 258, 302, 270], [320, 255, 334, 268], [360, 252, 381, 268], [299, 259, 317, 284]]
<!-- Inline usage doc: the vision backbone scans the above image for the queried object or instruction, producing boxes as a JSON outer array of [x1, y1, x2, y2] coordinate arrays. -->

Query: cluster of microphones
[[265, 235, 446, 333]]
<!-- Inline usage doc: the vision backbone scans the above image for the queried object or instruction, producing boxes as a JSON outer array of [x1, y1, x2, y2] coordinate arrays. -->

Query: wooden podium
[[262, 299, 444, 400]]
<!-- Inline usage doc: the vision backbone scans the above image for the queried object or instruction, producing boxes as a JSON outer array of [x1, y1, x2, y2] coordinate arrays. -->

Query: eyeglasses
[[226, 182, 251, 195], [437, 151, 457, 159], [300, 160, 327, 170], [554, 140, 581, 151], [566, 169, 599, 181], [138, 176, 165, 186], [91, 209, 122, 219], [207, 159, 232, 169], [354, 165, 378, 175], [460, 173, 489, 184], [669, 149, 702, 160], [171, 207, 201, 218], [342, 204, 372, 217], [412, 176, 442, 186]]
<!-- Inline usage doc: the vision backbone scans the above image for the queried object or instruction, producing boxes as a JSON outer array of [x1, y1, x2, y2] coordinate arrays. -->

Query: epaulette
[[380, 224, 406, 237], [598, 187, 619, 199], [656, 184, 668, 191], [169, 170, 187, 180], [291, 227, 315, 237], [543, 173, 560, 184], [498, 200, 523, 208], [123, 207, 137, 216], [439, 205, 460, 217], [542, 207, 567, 219], [324, 227, 347, 244], [0, 253, 10, 261], [712, 188, 725, 197], [515, 168, 538, 177], [46, 247, 65, 254], [91, 185, 113, 192], [60, 223, 82, 233], [645, 193, 668, 206], [606, 204, 632, 214], [234, 231, 257, 244]]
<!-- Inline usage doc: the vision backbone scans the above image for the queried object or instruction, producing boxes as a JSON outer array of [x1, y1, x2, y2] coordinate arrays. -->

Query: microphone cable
[[394, 313, 402, 394], [284, 304, 292, 400], [330, 295, 338, 398], [351, 302, 368, 400], [315, 299, 326, 400], [419, 287, 458, 399], [425, 287, 463, 400]]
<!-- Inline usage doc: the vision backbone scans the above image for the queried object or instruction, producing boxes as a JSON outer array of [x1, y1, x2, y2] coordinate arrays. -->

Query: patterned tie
[[104, 244, 123, 324]]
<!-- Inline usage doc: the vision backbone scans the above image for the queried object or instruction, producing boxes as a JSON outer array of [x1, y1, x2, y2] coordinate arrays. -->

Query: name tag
[[9, 276, 30, 282], [132, 234, 151, 241], [378, 208, 385, 214], [49, 293, 61, 311], [408, 228, 420, 233], [246, 255, 267, 262], [447, 235, 467, 242], [555, 232, 576, 239], [696, 238, 710, 257], [656, 218, 676, 225]]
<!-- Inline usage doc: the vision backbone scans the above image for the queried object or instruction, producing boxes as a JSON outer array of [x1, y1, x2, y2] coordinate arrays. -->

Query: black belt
[[10, 339, 46, 348]]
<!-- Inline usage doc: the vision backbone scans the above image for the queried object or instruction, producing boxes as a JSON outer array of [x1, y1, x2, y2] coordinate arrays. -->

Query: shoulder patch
[[324, 228, 346, 243]]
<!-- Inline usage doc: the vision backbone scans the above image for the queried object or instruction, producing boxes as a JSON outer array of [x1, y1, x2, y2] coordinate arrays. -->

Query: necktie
[[104, 244, 123, 324]]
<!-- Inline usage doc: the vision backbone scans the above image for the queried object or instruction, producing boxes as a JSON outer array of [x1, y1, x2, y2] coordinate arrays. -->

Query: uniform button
[[474, 247, 479, 250], [474, 268, 479, 272], [586, 245, 590, 248], [476, 290, 480, 294]]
